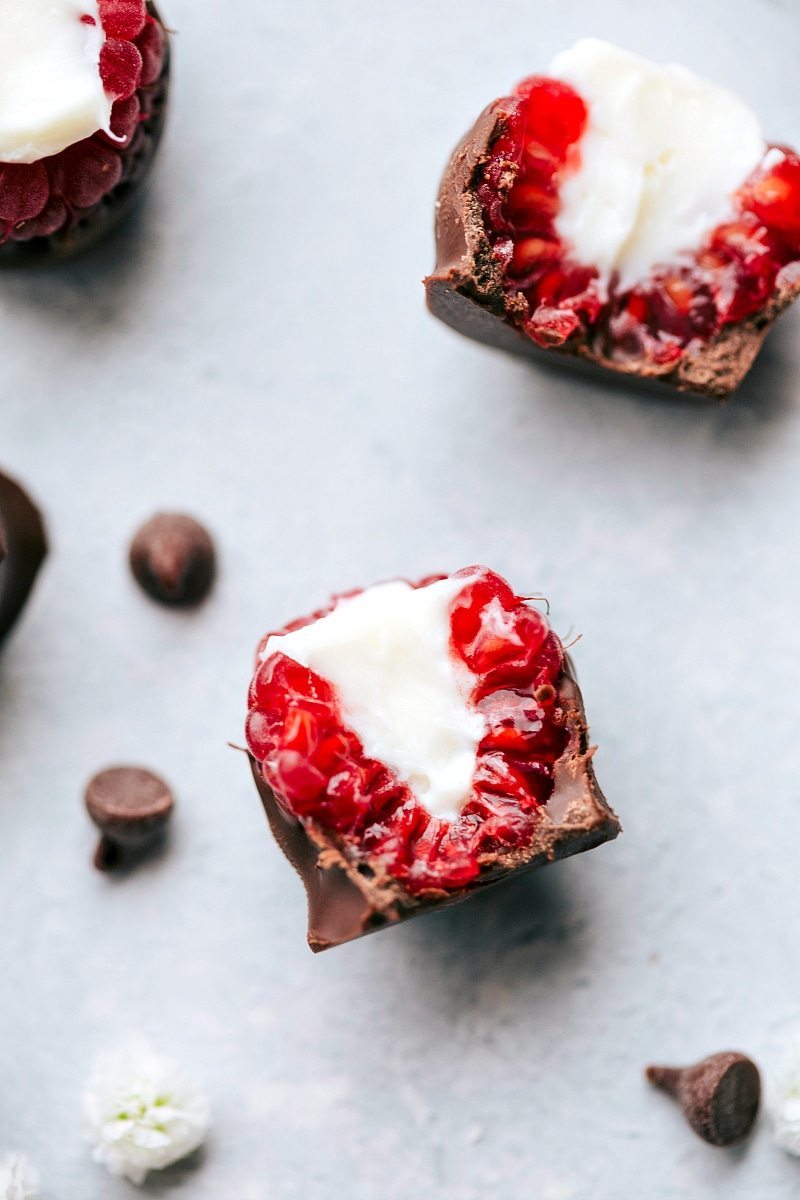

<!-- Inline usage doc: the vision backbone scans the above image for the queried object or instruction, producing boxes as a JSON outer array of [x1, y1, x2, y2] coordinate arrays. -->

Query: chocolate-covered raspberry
[[0, 1, 170, 267]]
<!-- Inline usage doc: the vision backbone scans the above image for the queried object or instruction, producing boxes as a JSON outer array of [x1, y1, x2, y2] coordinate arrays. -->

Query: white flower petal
[[769, 1038, 800, 1155], [133, 1129, 171, 1150], [84, 1038, 211, 1185]]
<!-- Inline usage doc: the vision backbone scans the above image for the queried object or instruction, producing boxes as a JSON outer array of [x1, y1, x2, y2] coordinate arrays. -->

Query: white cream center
[[550, 39, 765, 292], [0, 0, 112, 164], [263, 578, 485, 820]]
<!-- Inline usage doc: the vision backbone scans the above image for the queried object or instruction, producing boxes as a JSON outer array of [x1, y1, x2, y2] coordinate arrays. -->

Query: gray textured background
[[1, 1, 799, 1196]]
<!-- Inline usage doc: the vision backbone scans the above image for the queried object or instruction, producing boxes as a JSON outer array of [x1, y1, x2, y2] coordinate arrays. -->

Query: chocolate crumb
[[85, 766, 174, 871], [129, 513, 216, 608], [646, 1051, 761, 1146]]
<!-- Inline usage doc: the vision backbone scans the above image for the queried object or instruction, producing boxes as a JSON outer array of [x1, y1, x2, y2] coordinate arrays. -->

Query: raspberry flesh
[[479, 79, 800, 364], [135, 16, 166, 87], [0, 3, 166, 249], [98, 0, 147, 40], [0, 164, 49, 224], [48, 141, 123, 209], [246, 568, 570, 895], [99, 37, 143, 101]]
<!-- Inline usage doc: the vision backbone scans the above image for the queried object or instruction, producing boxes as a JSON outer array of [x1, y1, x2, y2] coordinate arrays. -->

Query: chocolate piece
[[0, 469, 47, 645], [0, 3, 170, 269], [646, 1052, 761, 1146], [85, 765, 174, 870], [249, 659, 620, 952], [425, 105, 800, 401], [129, 513, 216, 608]]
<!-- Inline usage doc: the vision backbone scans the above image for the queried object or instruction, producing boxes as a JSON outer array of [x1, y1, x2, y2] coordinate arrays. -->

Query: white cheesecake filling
[[0, 0, 112, 164], [262, 577, 485, 821], [550, 39, 766, 293]]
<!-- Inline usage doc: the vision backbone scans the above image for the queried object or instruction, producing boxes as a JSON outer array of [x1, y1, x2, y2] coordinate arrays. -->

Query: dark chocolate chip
[[85, 765, 174, 871], [646, 1051, 761, 1146], [129, 512, 216, 608]]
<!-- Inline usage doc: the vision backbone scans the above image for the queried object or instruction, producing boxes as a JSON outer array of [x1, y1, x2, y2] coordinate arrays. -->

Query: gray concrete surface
[[1, 1, 799, 1196]]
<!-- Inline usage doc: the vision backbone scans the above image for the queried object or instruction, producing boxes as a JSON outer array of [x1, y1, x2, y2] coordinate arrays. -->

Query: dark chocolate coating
[[249, 658, 620, 952], [0, 4, 170, 269], [129, 512, 216, 608], [647, 1052, 761, 1146], [85, 765, 174, 870], [0, 470, 47, 645], [424, 101, 800, 401]]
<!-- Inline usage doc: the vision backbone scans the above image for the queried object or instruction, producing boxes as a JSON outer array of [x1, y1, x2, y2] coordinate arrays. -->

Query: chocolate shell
[[0, 3, 170, 269], [249, 659, 620, 952], [0, 470, 47, 644], [425, 103, 800, 400]]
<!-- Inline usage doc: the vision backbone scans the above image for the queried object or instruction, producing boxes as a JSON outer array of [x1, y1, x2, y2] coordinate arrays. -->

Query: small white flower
[[769, 1036, 800, 1155], [83, 1039, 211, 1185], [0, 1153, 39, 1200]]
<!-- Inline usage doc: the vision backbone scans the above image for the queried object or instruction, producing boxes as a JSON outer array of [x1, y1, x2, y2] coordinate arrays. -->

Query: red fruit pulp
[[0, 4, 165, 243], [246, 568, 571, 895], [478, 77, 800, 364]]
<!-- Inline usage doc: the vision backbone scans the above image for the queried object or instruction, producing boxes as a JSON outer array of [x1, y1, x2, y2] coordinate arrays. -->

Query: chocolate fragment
[[0, 469, 47, 645], [249, 658, 620, 952], [85, 765, 174, 870], [646, 1052, 761, 1146], [424, 104, 800, 400], [129, 513, 216, 608], [0, 3, 170, 269]]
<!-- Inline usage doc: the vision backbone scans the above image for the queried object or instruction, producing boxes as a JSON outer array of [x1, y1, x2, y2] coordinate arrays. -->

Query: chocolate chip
[[129, 513, 215, 607], [85, 766, 174, 871], [646, 1051, 761, 1146]]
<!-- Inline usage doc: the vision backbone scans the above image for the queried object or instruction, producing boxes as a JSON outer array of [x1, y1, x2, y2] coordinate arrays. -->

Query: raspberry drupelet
[[0, 0, 169, 265], [246, 567, 620, 951], [426, 40, 800, 399]]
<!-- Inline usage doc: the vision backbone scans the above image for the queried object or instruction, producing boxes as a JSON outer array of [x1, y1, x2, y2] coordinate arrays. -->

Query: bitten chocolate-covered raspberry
[[426, 41, 800, 399], [246, 567, 620, 951], [85, 765, 174, 870], [129, 513, 216, 608]]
